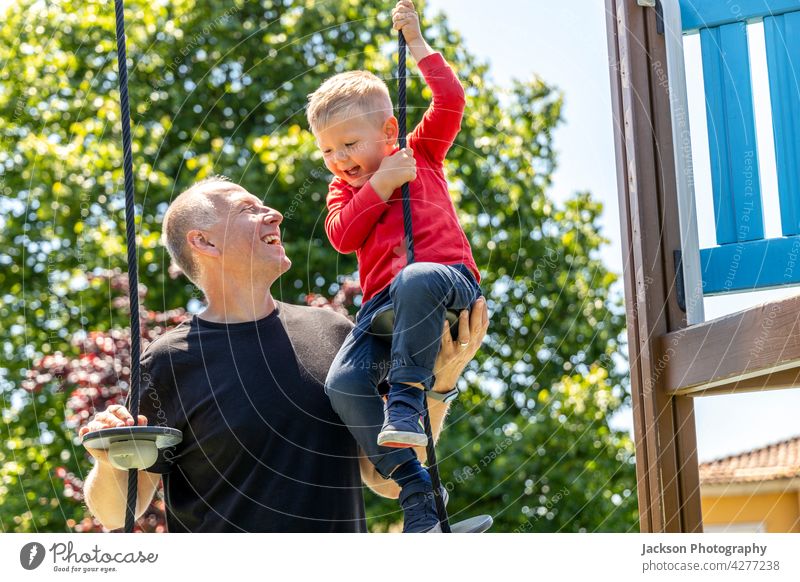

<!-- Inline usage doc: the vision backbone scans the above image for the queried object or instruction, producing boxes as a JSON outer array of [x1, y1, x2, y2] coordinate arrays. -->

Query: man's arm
[[79, 405, 163, 530], [415, 297, 489, 463], [358, 297, 489, 498], [359, 397, 450, 500], [84, 461, 162, 530]]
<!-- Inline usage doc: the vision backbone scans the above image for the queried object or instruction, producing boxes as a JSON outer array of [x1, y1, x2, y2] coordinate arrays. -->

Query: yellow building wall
[[701, 491, 800, 533]]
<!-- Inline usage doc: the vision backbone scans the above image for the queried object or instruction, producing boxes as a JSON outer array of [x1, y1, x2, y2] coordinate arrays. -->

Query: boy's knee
[[390, 263, 440, 299], [325, 365, 373, 403]]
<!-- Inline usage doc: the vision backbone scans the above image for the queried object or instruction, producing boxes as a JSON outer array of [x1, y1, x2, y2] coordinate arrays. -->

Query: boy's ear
[[382, 116, 399, 145]]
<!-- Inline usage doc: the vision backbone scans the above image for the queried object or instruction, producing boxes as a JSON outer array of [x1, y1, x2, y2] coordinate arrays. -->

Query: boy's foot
[[377, 402, 428, 448], [400, 483, 441, 533]]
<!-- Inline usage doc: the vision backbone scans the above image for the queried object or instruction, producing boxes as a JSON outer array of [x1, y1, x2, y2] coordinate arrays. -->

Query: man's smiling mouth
[[261, 234, 282, 246]]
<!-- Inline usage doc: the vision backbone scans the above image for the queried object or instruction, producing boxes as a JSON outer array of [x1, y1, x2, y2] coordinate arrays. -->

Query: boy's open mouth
[[344, 166, 360, 178]]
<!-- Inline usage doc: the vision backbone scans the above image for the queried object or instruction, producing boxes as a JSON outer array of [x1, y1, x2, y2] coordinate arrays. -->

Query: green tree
[[0, 0, 637, 532]]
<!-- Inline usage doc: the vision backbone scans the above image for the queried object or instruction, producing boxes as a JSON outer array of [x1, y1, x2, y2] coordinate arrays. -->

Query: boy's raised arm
[[392, 0, 466, 164]]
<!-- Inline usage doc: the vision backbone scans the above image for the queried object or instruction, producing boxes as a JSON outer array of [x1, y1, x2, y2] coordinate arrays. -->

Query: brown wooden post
[[605, 0, 703, 532]]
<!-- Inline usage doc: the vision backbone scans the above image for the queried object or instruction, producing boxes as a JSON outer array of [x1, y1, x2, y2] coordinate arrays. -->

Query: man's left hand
[[432, 297, 489, 393]]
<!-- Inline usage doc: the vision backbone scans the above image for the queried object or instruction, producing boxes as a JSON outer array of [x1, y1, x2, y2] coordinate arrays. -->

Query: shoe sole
[[377, 430, 428, 448]]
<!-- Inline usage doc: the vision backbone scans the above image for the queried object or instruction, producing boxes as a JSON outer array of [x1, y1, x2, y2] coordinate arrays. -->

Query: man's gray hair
[[162, 175, 231, 285]]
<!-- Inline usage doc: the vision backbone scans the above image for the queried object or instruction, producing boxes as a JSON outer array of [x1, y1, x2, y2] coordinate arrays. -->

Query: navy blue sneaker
[[400, 483, 441, 533], [377, 399, 428, 448]]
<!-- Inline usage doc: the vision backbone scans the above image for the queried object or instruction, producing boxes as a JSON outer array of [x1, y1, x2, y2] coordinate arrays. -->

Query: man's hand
[[370, 147, 417, 200], [78, 405, 148, 465], [80, 405, 161, 530], [432, 297, 490, 392], [392, 0, 423, 44]]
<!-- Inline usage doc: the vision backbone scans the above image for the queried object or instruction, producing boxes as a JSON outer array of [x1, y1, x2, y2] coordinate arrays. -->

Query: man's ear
[[186, 229, 220, 258], [383, 116, 399, 146]]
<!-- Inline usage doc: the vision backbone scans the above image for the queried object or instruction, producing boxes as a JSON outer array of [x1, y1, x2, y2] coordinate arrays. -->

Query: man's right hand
[[370, 147, 417, 200], [80, 405, 161, 529], [79, 405, 148, 464]]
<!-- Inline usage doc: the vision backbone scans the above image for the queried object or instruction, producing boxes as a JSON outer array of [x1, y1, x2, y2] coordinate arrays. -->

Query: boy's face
[[315, 112, 397, 188]]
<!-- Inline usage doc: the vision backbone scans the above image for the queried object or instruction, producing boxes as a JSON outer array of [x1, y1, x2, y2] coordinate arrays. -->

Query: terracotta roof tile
[[699, 435, 800, 485]]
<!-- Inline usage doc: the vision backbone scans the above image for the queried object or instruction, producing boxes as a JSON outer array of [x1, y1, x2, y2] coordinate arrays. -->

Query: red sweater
[[324, 52, 480, 302]]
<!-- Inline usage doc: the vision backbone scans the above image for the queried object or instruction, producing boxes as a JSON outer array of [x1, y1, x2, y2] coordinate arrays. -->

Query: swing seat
[[435, 486, 494, 533], [370, 305, 461, 341], [82, 426, 182, 471], [450, 514, 494, 533]]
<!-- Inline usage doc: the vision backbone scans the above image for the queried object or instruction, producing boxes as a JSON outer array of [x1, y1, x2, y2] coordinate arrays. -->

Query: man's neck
[[198, 278, 277, 324]]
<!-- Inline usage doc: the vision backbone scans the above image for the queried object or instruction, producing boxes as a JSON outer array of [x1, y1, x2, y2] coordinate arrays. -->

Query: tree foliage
[[0, 0, 637, 532]]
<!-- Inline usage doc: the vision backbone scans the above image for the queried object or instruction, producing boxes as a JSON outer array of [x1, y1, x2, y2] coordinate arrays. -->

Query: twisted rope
[[398, 31, 450, 533], [398, 32, 414, 265], [113, 0, 141, 534]]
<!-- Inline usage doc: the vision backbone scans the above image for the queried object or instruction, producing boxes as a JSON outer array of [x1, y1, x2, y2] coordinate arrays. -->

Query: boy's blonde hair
[[306, 70, 393, 134]]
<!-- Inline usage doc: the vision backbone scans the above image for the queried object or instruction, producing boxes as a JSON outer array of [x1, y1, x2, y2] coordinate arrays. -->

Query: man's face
[[204, 185, 292, 280], [315, 112, 396, 188]]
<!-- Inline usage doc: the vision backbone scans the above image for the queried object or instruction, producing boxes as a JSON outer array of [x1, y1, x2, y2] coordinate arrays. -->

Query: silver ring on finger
[[459, 341, 469, 348]]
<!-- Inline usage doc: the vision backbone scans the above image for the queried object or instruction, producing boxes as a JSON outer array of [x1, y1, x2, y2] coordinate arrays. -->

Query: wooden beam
[[659, 295, 800, 395], [606, 0, 704, 532], [647, 3, 705, 534], [689, 367, 800, 397]]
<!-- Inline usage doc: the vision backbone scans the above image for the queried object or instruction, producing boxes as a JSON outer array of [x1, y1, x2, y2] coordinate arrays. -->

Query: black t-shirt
[[129, 301, 366, 532]]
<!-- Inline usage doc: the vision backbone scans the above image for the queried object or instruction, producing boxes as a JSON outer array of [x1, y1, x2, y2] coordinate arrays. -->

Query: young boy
[[307, 0, 482, 532]]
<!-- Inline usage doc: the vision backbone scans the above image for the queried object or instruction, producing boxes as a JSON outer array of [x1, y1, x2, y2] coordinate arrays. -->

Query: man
[[80, 176, 488, 532]]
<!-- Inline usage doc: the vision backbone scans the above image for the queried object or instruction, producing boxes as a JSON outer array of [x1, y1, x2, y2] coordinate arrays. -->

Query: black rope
[[398, 31, 450, 533], [113, 0, 141, 534], [422, 399, 451, 532], [398, 32, 414, 265]]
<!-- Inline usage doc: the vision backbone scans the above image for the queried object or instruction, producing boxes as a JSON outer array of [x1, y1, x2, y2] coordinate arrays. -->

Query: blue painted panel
[[764, 12, 800, 236], [700, 23, 764, 245], [701, 236, 800, 294], [680, 0, 800, 33]]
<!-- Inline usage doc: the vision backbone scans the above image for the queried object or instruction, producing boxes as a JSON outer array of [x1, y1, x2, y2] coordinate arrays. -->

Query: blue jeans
[[324, 262, 482, 478]]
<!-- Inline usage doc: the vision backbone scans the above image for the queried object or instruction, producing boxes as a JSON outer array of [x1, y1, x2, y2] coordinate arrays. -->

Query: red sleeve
[[324, 178, 389, 254], [408, 52, 466, 165]]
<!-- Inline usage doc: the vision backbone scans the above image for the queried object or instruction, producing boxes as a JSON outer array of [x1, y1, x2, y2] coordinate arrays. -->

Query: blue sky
[[427, 0, 800, 462]]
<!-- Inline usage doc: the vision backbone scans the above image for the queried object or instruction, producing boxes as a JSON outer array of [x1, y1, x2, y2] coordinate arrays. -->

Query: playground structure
[[606, 0, 800, 531]]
